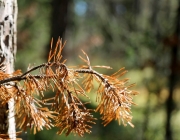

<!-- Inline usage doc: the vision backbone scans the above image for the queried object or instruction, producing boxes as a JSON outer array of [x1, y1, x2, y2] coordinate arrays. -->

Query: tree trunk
[[0, 0, 18, 139], [165, 1, 180, 140], [50, 0, 69, 42], [46, 0, 70, 58]]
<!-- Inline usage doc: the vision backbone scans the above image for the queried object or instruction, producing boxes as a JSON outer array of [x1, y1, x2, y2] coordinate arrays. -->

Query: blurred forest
[[16, 0, 180, 140]]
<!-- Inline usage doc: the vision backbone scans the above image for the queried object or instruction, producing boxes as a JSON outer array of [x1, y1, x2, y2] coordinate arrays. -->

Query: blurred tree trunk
[[165, 1, 180, 140], [46, 0, 70, 57], [50, 0, 69, 41], [0, 0, 17, 139]]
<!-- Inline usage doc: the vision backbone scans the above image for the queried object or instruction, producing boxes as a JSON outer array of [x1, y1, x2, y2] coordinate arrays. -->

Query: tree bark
[[0, 0, 17, 139]]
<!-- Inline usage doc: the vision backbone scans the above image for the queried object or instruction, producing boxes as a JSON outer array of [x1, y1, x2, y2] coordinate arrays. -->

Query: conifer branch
[[0, 38, 138, 137]]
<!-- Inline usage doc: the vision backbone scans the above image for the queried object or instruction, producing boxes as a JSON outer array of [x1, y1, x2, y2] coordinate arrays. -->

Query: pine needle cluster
[[0, 38, 138, 138]]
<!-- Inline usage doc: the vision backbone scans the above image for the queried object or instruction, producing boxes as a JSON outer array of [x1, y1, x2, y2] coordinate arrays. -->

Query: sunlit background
[[16, 0, 180, 140]]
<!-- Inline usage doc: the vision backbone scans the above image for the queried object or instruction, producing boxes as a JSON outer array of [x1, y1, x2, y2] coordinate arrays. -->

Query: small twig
[[0, 75, 49, 85], [20, 63, 47, 78], [74, 69, 111, 86], [0, 67, 111, 88], [0, 62, 61, 85]]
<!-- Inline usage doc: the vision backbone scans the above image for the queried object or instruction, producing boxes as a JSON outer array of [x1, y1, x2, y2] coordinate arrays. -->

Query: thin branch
[[0, 62, 65, 85], [20, 63, 47, 78], [0, 63, 109, 87], [74, 68, 110, 86]]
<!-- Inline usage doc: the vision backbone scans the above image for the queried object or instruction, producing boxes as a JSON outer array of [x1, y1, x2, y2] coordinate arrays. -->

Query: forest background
[[16, 0, 180, 140]]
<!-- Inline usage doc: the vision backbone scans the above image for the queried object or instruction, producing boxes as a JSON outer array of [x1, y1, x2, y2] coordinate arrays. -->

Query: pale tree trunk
[[0, 0, 18, 139]]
